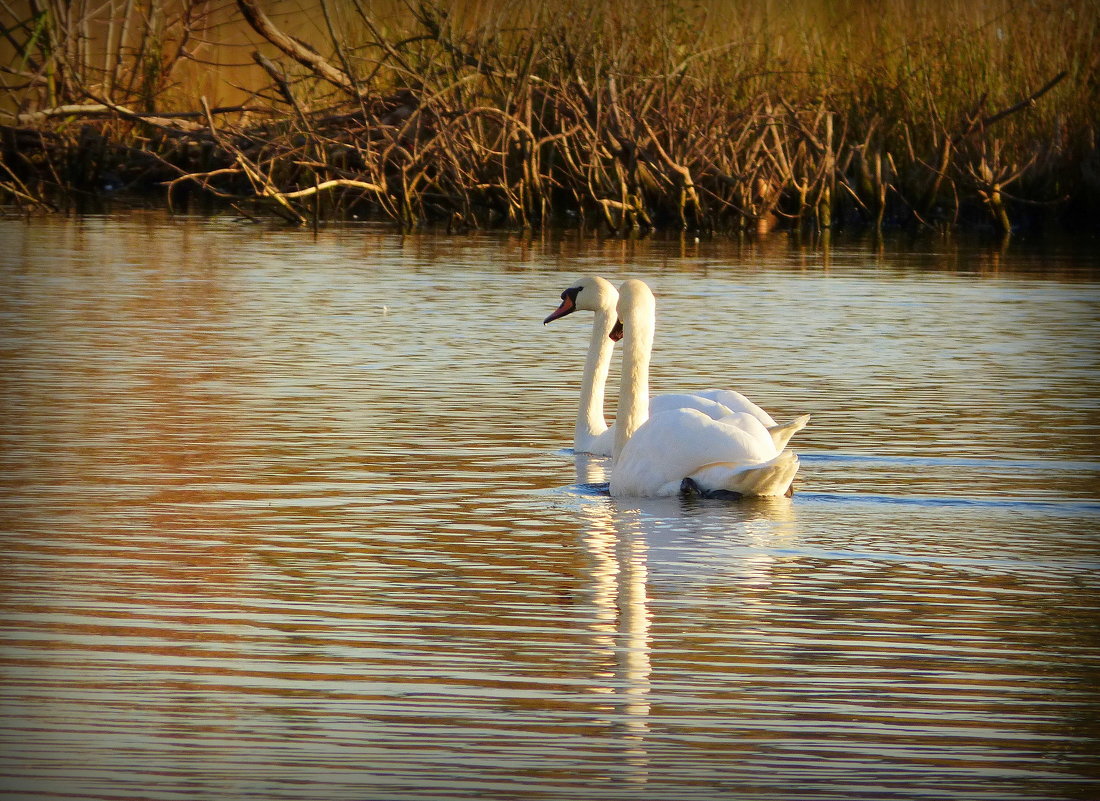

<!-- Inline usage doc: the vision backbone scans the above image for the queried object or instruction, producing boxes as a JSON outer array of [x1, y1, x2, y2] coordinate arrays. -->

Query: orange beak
[[543, 293, 577, 324]]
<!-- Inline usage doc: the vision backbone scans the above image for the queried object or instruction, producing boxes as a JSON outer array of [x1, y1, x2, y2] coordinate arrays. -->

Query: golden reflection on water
[[574, 455, 653, 783], [1, 215, 1098, 801]]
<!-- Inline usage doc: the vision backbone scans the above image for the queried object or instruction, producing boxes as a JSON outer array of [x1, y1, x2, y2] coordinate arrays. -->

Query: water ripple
[[1, 217, 1098, 801]]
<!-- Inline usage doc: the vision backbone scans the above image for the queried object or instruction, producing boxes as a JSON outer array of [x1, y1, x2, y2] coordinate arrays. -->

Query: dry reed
[[1, 0, 1097, 233]]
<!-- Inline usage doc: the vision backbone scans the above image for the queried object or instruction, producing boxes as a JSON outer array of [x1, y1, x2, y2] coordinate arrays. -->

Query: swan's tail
[[736, 450, 800, 496], [767, 414, 811, 451], [685, 450, 801, 497]]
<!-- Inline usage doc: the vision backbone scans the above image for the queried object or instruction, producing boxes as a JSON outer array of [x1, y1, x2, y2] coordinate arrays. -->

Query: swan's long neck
[[576, 306, 616, 446], [613, 290, 655, 460]]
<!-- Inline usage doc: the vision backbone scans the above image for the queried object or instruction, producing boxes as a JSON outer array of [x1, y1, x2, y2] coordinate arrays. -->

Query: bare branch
[[235, 0, 360, 96]]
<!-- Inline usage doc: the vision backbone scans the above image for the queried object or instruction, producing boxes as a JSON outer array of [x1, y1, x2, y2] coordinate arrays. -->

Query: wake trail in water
[[797, 491, 1100, 514], [802, 451, 1100, 473]]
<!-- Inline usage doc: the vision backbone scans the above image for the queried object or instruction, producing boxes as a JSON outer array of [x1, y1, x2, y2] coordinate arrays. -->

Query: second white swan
[[607, 279, 807, 498]]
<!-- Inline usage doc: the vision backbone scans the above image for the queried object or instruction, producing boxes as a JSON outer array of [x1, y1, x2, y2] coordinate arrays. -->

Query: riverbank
[[3, 0, 1097, 233]]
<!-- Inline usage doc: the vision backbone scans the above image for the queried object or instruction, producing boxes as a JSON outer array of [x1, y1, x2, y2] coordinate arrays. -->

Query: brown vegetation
[[2, 0, 1097, 233]]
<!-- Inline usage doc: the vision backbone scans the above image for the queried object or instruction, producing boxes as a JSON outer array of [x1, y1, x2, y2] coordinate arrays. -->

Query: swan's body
[[612, 408, 801, 497], [544, 276, 807, 457], [608, 279, 806, 498]]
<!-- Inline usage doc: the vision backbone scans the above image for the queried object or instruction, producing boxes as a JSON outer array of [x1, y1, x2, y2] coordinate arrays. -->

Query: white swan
[[608, 279, 807, 498], [544, 275, 807, 457], [543, 276, 620, 455]]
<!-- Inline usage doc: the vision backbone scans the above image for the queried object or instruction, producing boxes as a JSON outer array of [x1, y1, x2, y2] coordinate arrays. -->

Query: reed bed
[[2, 0, 1097, 233]]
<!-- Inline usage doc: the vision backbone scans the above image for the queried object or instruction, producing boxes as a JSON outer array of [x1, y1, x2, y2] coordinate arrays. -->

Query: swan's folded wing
[[649, 392, 733, 420], [693, 388, 779, 428], [610, 408, 781, 497]]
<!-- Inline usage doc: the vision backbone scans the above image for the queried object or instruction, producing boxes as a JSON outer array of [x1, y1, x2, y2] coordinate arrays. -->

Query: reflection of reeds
[[2, 0, 1096, 233]]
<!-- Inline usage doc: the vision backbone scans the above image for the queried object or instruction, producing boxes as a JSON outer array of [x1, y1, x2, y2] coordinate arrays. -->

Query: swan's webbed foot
[[679, 477, 743, 501]]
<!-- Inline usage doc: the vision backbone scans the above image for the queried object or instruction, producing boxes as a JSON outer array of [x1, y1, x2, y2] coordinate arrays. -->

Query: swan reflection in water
[[571, 455, 800, 785], [573, 454, 653, 783]]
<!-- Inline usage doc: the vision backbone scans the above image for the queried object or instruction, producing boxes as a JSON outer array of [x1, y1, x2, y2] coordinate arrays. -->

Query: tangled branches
[[1, 0, 1092, 233]]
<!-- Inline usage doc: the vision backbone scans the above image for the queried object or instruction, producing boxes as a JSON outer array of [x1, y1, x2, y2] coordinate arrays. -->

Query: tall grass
[[1, 0, 1096, 232]]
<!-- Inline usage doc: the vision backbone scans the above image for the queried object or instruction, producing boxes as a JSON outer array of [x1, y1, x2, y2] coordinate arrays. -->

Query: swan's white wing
[[649, 388, 784, 435], [692, 388, 779, 428], [610, 408, 785, 497], [580, 397, 805, 458], [649, 392, 735, 419], [668, 389, 808, 451]]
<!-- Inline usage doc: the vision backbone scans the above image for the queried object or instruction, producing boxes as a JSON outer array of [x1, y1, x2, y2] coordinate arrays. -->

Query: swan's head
[[543, 276, 618, 324], [610, 279, 655, 342]]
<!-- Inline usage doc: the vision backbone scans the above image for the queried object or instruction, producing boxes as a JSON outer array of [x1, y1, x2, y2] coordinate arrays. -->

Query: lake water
[[1, 214, 1098, 801]]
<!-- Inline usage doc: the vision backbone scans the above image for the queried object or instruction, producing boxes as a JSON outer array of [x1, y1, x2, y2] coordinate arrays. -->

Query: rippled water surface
[[1, 215, 1098, 800]]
